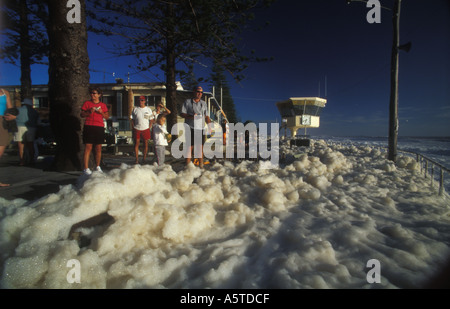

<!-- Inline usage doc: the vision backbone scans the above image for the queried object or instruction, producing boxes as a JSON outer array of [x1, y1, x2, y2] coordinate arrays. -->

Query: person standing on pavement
[[180, 86, 211, 168], [152, 114, 170, 166], [14, 98, 40, 166], [131, 96, 154, 164], [81, 87, 109, 175], [0, 88, 14, 186]]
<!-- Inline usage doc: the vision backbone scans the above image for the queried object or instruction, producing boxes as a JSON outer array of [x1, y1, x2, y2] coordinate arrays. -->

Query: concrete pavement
[[0, 146, 185, 201]]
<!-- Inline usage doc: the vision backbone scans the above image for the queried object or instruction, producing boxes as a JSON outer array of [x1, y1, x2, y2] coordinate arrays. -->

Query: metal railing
[[330, 141, 450, 197], [395, 149, 449, 196]]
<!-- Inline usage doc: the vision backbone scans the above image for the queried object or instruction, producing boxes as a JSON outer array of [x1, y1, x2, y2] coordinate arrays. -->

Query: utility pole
[[388, 0, 401, 162], [347, 0, 404, 162]]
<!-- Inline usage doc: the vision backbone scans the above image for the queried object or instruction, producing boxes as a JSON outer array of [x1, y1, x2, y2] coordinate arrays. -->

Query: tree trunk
[[165, 49, 178, 131], [164, 2, 178, 132], [47, 0, 90, 171], [19, 0, 32, 100]]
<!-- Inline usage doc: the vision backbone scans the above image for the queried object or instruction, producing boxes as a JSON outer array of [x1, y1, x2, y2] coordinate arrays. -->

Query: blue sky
[[1, 0, 449, 137], [230, 0, 450, 137]]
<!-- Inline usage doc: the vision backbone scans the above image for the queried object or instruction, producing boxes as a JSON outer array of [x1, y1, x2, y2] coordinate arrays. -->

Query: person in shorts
[[14, 98, 40, 166], [180, 86, 211, 168], [0, 88, 14, 186], [131, 96, 154, 164], [81, 87, 109, 175]]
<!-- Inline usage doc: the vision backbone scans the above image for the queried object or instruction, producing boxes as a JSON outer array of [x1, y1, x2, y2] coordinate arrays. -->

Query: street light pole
[[388, 0, 401, 162], [347, 0, 402, 162]]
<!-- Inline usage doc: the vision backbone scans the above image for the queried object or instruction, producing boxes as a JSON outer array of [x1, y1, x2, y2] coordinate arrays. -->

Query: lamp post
[[347, 0, 403, 162], [388, 0, 401, 163]]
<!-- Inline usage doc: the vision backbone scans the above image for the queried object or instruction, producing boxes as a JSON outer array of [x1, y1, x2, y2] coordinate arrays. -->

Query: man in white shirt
[[131, 96, 154, 164]]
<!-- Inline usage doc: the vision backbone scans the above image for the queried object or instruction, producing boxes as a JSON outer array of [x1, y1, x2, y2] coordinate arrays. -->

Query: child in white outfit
[[152, 114, 169, 165]]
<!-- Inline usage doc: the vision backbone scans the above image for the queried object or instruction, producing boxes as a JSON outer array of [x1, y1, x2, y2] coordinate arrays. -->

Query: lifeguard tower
[[276, 97, 327, 138]]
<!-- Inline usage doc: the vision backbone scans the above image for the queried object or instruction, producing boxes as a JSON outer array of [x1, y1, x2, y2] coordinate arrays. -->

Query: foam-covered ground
[[1, 140, 449, 288]]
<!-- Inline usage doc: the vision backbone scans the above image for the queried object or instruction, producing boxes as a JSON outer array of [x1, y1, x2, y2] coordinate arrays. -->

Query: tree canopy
[[88, 0, 273, 80], [0, 0, 49, 98], [87, 0, 274, 126]]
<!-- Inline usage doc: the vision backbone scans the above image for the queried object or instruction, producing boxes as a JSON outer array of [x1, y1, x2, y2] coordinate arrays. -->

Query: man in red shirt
[[81, 87, 109, 175]]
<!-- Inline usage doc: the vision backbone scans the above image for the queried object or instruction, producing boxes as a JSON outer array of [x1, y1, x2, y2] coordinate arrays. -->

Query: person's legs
[[17, 142, 25, 165], [193, 131, 205, 168], [143, 139, 148, 162], [186, 145, 193, 165], [134, 137, 140, 164], [142, 129, 150, 163], [14, 127, 25, 165], [83, 143, 93, 170], [184, 131, 189, 165], [155, 145, 160, 165], [94, 144, 102, 168], [155, 145, 166, 165], [186, 130, 206, 167], [132, 128, 140, 164], [186, 128, 195, 165], [25, 128, 36, 165], [199, 146, 204, 168], [160, 146, 165, 165]]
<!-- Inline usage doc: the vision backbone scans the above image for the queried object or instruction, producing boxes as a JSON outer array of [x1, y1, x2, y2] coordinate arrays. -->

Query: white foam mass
[[1, 140, 450, 288]]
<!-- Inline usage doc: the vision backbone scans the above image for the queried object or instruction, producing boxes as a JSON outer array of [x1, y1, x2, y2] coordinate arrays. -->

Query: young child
[[152, 114, 170, 166]]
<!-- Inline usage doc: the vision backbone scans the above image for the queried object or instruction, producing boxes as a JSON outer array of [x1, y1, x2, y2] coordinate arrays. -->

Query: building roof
[[276, 97, 327, 108], [276, 97, 327, 118]]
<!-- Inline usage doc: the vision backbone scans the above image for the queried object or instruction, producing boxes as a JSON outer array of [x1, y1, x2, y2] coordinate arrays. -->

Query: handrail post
[[419, 155, 423, 174], [431, 164, 434, 187]]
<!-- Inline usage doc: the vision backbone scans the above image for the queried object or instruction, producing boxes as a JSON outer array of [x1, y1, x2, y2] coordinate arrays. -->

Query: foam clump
[[1, 140, 450, 289]]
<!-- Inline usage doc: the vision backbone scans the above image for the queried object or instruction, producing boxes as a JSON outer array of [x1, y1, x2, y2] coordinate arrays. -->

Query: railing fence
[[393, 149, 449, 196]]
